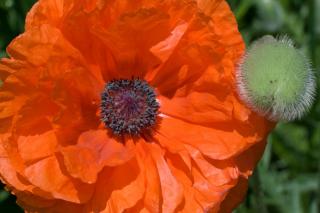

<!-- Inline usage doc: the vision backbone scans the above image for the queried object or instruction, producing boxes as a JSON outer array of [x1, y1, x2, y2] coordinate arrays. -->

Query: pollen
[[100, 79, 159, 135]]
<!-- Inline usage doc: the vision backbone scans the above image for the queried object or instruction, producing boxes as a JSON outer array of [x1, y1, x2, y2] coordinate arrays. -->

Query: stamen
[[100, 79, 159, 135]]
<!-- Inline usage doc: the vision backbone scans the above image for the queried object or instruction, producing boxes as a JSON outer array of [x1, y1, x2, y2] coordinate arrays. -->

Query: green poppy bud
[[237, 35, 316, 121]]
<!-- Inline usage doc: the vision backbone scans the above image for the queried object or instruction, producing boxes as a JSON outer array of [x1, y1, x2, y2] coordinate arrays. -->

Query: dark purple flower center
[[100, 79, 159, 135]]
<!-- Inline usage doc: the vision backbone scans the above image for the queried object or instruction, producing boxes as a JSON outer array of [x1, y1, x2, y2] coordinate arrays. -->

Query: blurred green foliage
[[0, 0, 319, 212]]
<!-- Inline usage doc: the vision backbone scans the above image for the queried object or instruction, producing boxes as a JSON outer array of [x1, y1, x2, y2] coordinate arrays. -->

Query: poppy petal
[[91, 7, 170, 79], [61, 130, 135, 183], [149, 143, 184, 213], [24, 156, 94, 203], [17, 130, 58, 164], [136, 142, 162, 213], [150, 1, 244, 96], [156, 117, 263, 160], [87, 158, 144, 212], [149, 22, 188, 64]]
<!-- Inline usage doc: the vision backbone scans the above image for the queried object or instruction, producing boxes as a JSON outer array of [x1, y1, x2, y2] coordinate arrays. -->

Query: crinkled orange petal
[[61, 130, 135, 183], [76, 130, 135, 166], [0, 134, 65, 202], [150, 2, 243, 95], [191, 166, 233, 211], [24, 156, 94, 203], [22, 197, 85, 213], [85, 158, 144, 212], [17, 130, 58, 164], [25, 0, 66, 30], [149, 21, 188, 64], [149, 143, 184, 213], [104, 171, 145, 212], [0, 153, 32, 192], [218, 177, 248, 213], [10, 24, 104, 96], [179, 187, 204, 213], [136, 142, 162, 213], [184, 145, 239, 187], [159, 92, 234, 124], [91, 8, 170, 79], [156, 117, 264, 160], [215, 140, 268, 211], [15, 99, 55, 137], [15, 192, 56, 212], [0, 92, 27, 119], [157, 61, 243, 123], [60, 146, 100, 184], [164, 153, 205, 213], [8, 25, 77, 66]]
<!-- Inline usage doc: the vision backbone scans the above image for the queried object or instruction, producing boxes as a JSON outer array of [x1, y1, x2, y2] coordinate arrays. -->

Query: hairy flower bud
[[237, 35, 316, 121]]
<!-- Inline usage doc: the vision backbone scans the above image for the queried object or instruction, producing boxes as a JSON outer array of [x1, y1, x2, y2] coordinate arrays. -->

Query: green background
[[0, 0, 319, 212]]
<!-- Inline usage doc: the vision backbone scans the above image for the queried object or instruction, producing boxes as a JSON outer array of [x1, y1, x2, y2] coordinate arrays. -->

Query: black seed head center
[[100, 79, 159, 135]]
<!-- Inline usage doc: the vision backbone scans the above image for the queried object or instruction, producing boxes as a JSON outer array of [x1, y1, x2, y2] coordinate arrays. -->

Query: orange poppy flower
[[0, 0, 274, 212]]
